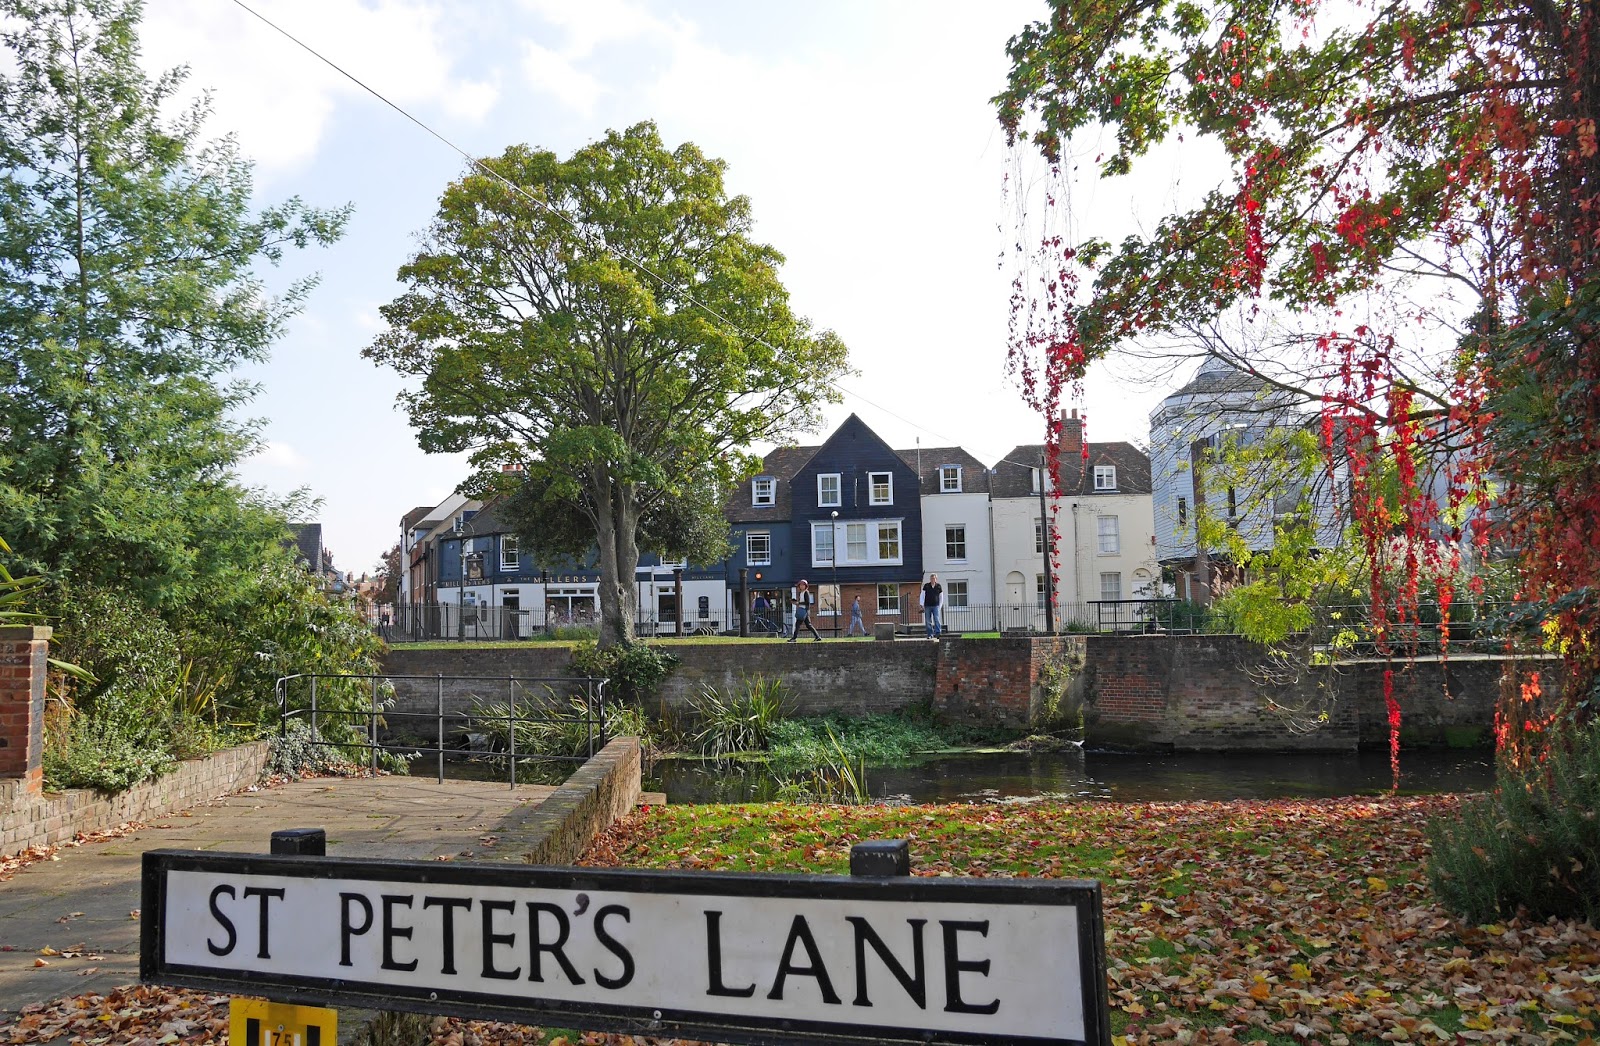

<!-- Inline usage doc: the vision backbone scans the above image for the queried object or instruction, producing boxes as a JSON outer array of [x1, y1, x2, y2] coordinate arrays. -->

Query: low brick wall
[[492, 736, 641, 866], [384, 636, 1514, 752], [381, 644, 938, 732], [0, 742, 270, 857]]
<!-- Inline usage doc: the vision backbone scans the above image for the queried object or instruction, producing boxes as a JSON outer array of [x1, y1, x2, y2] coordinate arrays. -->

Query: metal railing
[[380, 603, 725, 642], [375, 599, 1526, 648], [275, 672, 608, 786]]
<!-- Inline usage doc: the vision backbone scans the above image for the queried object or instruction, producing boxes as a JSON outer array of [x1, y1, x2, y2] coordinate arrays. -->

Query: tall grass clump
[[1427, 723, 1600, 923], [767, 713, 949, 769], [689, 675, 792, 761]]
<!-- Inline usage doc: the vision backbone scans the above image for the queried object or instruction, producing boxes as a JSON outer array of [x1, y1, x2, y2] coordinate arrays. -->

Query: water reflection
[[646, 748, 1496, 805]]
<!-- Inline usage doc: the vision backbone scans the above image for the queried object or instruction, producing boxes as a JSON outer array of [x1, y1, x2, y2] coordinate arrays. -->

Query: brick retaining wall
[[492, 736, 642, 866], [383, 636, 1516, 752], [381, 643, 940, 732], [0, 742, 270, 857]]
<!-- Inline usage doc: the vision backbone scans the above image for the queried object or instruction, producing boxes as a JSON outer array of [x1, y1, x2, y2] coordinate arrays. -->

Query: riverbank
[[7, 793, 1592, 1045], [568, 795, 1590, 1045]]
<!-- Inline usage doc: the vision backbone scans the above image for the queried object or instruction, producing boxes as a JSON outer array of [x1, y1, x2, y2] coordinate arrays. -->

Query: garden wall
[[0, 742, 269, 858]]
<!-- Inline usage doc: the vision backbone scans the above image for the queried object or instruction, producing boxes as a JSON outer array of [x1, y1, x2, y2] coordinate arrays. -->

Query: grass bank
[[574, 796, 1597, 1046]]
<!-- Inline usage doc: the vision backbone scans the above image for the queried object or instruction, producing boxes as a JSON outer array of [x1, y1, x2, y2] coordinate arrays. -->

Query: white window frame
[[877, 521, 901, 561], [500, 535, 520, 572], [1100, 572, 1123, 601], [817, 473, 841, 508], [837, 519, 904, 566], [877, 583, 901, 615], [745, 530, 772, 566], [811, 522, 835, 566], [1036, 574, 1048, 609], [1094, 465, 1117, 490], [1035, 519, 1046, 555], [945, 524, 967, 562], [939, 465, 962, 492], [947, 580, 969, 608], [1031, 467, 1053, 493], [1097, 515, 1120, 555], [752, 477, 775, 507], [869, 471, 893, 506]]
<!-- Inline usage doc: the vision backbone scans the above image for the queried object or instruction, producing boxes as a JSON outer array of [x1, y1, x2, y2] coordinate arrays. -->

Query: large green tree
[[995, 0, 1600, 730], [0, 0, 347, 611], [367, 122, 849, 647]]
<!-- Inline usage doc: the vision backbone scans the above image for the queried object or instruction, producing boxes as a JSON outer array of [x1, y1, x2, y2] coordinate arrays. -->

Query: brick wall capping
[[0, 625, 51, 642]]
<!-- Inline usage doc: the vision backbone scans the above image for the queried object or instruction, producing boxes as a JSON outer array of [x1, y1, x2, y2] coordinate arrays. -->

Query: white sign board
[[142, 850, 1109, 1046]]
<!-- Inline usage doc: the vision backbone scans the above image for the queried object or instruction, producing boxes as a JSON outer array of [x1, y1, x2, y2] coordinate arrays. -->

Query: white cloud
[[252, 441, 307, 469], [140, 0, 501, 178], [520, 40, 606, 114]]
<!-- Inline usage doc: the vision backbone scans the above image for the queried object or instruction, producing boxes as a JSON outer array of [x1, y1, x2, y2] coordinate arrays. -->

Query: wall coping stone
[[0, 625, 51, 642], [490, 736, 642, 866]]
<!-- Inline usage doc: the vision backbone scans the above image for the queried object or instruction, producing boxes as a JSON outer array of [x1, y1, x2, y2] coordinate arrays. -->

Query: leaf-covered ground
[[3, 796, 1596, 1045], [575, 796, 1599, 1045]]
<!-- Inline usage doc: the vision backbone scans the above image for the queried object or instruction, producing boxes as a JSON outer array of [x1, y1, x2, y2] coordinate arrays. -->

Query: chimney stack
[[1060, 408, 1084, 458]]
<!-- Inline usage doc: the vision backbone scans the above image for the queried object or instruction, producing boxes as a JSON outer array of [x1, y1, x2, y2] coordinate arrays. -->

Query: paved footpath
[[0, 775, 555, 1015]]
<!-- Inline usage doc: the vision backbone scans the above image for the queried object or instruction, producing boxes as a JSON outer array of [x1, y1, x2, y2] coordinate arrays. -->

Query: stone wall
[[0, 742, 270, 857], [381, 643, 940, 734], [383, 635, 1518, 752], [1080, 635, 1538, 751]]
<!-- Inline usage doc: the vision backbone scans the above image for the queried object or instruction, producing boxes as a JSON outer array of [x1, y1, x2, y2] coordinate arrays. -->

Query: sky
[[137, 0, 1203, 577]]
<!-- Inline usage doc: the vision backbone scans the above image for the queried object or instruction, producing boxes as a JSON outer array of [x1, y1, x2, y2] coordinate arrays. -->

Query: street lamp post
[[830, 510, 840, 637]]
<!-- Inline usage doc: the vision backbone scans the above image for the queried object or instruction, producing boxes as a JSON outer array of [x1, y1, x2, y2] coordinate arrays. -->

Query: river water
[[645, 748, 1497, 805]]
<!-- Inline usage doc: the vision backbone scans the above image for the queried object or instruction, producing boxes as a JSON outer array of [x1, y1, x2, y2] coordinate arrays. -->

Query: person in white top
[[788, 579, 823, 642]]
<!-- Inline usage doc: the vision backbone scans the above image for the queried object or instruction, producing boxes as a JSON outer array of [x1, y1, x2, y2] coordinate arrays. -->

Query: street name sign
[[142, 849, 1110, 1046]]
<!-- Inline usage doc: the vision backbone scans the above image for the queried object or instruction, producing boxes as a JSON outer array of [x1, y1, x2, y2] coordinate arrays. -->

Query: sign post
[[143, 841, 1110, 1046]]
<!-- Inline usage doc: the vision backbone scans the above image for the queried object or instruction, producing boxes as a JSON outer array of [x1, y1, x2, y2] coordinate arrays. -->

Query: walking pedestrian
[[788, 579, 823, 642], [920, 573, 944, 638], [846, 595, 867, 636]]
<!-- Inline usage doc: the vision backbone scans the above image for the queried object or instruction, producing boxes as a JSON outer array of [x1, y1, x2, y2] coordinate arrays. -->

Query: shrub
[[265, 718, 345, 778], [1427, 723, 1600, 923], [689, 675, 792, 761], [569, 641, 678, 705], [44, 586, 187, 790], [43, 715, 176, 792]]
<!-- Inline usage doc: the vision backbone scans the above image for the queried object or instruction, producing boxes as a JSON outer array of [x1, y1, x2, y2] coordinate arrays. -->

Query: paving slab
[[0, 775, 555, 1014]]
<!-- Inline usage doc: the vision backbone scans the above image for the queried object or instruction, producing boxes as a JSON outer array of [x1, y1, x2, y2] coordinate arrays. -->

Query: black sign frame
[[142, 849, 1110, 1046]]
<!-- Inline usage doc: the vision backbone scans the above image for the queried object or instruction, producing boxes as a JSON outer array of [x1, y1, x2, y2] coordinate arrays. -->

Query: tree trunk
[[593, 476, 641, 648]]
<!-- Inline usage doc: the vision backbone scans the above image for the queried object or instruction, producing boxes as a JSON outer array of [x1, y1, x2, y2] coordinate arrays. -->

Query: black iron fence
[[375, 599, 1527, 648], [275, 672, 609, 785]]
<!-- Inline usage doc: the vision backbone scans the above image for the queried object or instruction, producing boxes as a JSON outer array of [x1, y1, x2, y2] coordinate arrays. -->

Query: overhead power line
[[226, 0, 1062, 471]]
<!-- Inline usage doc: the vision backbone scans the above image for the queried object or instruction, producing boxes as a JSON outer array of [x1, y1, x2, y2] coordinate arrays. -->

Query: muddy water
[[646, 748, 1496, 804]]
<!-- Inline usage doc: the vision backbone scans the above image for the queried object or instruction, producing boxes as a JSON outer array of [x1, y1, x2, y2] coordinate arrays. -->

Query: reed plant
[[688, 675, 792, 761]]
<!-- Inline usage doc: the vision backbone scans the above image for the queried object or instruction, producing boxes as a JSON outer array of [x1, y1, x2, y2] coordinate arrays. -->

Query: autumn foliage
[[995, 0, 1600, 753]]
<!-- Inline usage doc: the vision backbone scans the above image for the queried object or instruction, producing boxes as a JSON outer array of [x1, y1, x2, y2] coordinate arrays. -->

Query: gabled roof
[[725, 445, 818, 523], [287, 523, 325, 573], [894, 446, 992, 494], [401, 505, 434, 531], [990, 442, 1153, 499], [461, 499, 508, 538]]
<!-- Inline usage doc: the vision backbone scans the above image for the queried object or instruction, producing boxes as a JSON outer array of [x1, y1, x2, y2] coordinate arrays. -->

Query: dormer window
[[1094, 465, 1117, 490], [752, 477, 775, 507], [818, 473, 841, 507], [869, 471, 893, 505], [939, 465, 962, 492], [1031, 467, 1053, 493]]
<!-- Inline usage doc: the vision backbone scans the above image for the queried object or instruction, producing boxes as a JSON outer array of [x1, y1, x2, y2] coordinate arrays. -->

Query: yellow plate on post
[[229, 998, 337, 1046]]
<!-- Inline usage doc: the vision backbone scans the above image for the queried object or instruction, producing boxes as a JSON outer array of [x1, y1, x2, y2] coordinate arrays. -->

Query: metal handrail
[[275, 672, 609, 786]]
